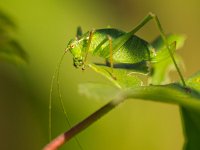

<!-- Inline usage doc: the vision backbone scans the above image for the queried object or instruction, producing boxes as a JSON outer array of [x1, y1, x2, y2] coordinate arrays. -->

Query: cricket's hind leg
[[109, 12, 186, 87], [129, 12, 186, 87], [106, 35, 117, 80], [82, 29, 95, 70]]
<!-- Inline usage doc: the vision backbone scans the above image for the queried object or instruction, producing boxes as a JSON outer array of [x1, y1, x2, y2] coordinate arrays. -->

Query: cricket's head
[[67, 38, 84, 69], [73, 55, 84, 69]]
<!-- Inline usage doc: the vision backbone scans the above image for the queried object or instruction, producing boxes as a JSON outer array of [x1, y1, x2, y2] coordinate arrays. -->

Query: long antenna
[[49, 48, 84, 150], [49, 51, 67, 141]]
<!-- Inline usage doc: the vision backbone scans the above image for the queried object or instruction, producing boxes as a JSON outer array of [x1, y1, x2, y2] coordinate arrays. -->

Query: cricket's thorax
[[68, 38, 85, 68]]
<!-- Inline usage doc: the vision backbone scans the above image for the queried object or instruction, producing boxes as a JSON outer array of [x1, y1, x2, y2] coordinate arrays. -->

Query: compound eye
[[70, 45, 75, 48]]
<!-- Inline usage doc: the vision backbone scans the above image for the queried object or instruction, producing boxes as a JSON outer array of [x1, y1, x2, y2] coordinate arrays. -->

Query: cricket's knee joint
[[149, 12, 156, 18], [91, 28, 95, 33], [107, 35, 112, 40]]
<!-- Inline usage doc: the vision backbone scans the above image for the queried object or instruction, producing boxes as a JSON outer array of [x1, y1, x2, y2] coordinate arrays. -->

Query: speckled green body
[[68, 28, 154, 68]]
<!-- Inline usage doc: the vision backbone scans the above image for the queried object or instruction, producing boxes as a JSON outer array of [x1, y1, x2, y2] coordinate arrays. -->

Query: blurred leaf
[[151, 34, 186, 62], [150, 55, 184, 85], [0, 39, 28, 65], [151, 34, 186, 52], [0, 9, 28, 66], [8, 40, 28, 62], [79, 83, 120, 101], [88, 63, 143, 88], [0, 9, 16, 32], [186, 71, 200, 93], [150, 34, 186, 85]]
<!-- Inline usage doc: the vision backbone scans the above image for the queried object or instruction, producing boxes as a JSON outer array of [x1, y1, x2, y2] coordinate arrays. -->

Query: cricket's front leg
[[82, 29, 95, 70]]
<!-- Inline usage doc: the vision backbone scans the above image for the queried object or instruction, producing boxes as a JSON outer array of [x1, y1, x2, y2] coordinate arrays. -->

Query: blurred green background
[[0, 0, 199, 149]]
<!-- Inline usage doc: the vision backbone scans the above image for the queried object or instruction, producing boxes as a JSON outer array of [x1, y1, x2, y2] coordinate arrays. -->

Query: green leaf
[[181, 108, 200, 150], [79, 80, 200, 112], [186, 71, 200, 93], [88, 63, 143, 88], [79, 71, 200, 150], [181, 71, 200, 150]]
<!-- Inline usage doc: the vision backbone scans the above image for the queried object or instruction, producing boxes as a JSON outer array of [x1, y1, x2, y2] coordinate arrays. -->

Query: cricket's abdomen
[[113, 35, 151, 63], [88, 28, 151, 64]]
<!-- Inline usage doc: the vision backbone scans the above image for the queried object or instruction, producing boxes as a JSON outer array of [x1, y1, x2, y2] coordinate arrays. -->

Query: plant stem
[[43, 94, 125, 150], [43, 85, 200, 150]]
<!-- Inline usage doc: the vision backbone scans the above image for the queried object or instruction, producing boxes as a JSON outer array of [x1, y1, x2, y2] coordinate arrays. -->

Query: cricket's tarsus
[[82, 66, 86, 71], [185, 87, 192, 93]]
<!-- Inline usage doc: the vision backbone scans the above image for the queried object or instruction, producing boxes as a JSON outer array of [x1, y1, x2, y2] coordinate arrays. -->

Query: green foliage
[[79, 72, 200, 150], [78, 34, 200, 150], [150, 34, 186, 84], [0, 9, 28, 66], [181, 71, 200, 150]]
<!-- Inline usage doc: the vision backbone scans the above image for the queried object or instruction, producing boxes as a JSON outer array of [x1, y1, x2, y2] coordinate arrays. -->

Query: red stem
[[43, 96, 124, 150]]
